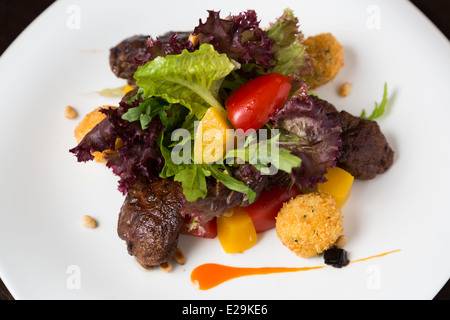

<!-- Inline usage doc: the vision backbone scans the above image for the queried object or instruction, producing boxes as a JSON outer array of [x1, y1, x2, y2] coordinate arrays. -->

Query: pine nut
[[159, 261, 172, 273], [64, 105, 78, 119], [173, 248, 186, 265], [339, 82, 352, 97], [81, 215, 98, 229]]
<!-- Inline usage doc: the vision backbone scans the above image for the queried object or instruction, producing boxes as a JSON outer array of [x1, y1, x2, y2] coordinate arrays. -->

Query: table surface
[[0, 0, 449, 300]]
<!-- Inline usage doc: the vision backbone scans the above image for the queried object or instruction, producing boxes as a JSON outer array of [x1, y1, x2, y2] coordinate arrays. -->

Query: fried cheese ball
[[276, 192, 343, 258], [303, 33, 344, 89], [74, 106, 118, 162]]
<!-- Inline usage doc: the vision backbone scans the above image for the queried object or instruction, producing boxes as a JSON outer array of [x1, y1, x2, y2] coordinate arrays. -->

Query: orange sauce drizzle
[[349, 249, 401, 263], [190, 249, 401, 290]]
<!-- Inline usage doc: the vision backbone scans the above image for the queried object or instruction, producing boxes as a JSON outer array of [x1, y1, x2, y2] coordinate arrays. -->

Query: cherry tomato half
[[225, 73, 291, 132], [242, 184, 301, 233]]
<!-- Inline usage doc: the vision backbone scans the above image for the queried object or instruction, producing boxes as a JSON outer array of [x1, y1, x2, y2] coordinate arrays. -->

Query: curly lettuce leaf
[[360, 82, 388, 120], [121, 94, 170, 130], [133, 33, 195, 66], [266, 8, 312, 76], [69, 96, 165, 195], [159, 132, 256, 203], [272, 95, 342, 188], [193, 10, 275, 71], [122, 88, 189, 131], [224, 132, 302, 176], [134, 44, 237, 119]]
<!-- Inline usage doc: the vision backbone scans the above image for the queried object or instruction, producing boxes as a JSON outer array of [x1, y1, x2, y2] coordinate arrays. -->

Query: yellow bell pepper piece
[[194, 107, 233, 163], [123, 85, 134, 94], [217, 208, 257, 253], [317, 167, 354, 207]]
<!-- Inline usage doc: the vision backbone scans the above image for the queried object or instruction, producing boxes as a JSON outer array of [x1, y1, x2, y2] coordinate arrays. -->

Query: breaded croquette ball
[[302, 33, 344, 89], [74, 106, 116, 163], [276, 192, 343, 258]]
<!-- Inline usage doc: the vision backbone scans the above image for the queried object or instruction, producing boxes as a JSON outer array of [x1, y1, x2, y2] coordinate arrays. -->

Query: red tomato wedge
[[225, 73, 291, 132], [242, 184, 301, 233]]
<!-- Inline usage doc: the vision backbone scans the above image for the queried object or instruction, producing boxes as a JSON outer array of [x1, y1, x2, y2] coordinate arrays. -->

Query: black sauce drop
[[324, 248, 349, 268]]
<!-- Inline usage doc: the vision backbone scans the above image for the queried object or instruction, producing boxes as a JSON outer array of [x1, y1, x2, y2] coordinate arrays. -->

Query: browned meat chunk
[[109, 35, 150, 84], [159, 31, 192, 42], [109, 32, 192, 84], [312, 96, 394, 179], [336, 110, 394, 179], [117, 179, 184, 268]]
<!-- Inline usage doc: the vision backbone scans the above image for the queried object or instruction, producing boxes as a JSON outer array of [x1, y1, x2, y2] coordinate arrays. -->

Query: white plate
[[0, 0, 449, 300]]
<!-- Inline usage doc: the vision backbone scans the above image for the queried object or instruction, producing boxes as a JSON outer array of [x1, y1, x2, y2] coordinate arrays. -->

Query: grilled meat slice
[[312, 96, 394, 179], [159, 31, 192, 42], [334, 110, 394, 179], [109, 32, 192, 84], [109, 35, 150, 84], [117, 179, 184, 268]]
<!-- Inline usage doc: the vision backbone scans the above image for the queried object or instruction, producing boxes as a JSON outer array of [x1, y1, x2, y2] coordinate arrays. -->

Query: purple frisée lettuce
[[133, 33, 195, 66], [193, 10, 276, 71], [69, 93, 165, 194], [272, 94, 342, 188]]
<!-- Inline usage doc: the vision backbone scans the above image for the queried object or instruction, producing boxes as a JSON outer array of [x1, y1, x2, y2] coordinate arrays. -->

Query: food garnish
[[191, 249, 401, 290], [96, 85, 134, 97], [73, 106, 119, 162], [360, 82, 389, 120], [339, 82, 352, 97], [64, 105, 78, 119], [81, 215, 98, 229]]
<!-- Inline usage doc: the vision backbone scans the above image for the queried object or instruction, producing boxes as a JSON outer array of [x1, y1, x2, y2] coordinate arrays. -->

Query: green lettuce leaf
[[205, 164, 256, 203], [173, 164, 209, 202], [360, 82, 388, 120], [122, 89, 189, 131], [121, 95, 171, 130], [134, 43, 237, 119], [224, 132, 302, 175], [159, 133, 257, 203], [267, 8, 311, 76]]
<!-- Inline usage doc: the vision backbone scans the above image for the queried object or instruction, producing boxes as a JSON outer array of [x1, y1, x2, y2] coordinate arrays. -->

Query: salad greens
[[224, 133, 302, 175], [70, 8, 340, 204], [121, 93, 172, 130], [159, 136, 258, 203], [192, 10, 276, 71], [266, 8, 312, 76], [360, 82, 388, 120], [134, 44, 236, 119], [129, 39, 305, 203], [272, 95, 342, 188]]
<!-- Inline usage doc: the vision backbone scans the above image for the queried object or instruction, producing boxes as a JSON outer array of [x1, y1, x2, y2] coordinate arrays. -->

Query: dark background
[[0, 0, 449, 300]]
